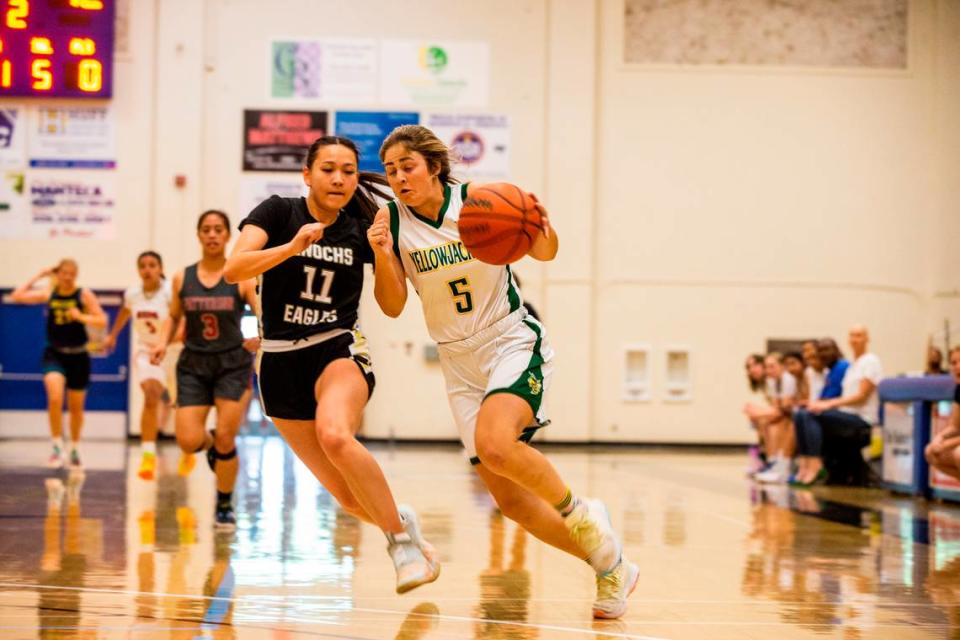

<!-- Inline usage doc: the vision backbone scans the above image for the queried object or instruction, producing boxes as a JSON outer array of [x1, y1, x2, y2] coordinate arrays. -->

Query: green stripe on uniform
[[460, 183, 470, 201], [387, 201, 401, 259], [505, 265, 520, 313], [484, 319, 545, 415]]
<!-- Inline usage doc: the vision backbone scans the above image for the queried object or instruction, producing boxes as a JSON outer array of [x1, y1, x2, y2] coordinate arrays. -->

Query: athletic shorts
[[176, 346, 252, 407], [437, 309, 554, 465], [41, 347, 90, 391], [133, 349, 166, 386], [258, 328, 375, 421]]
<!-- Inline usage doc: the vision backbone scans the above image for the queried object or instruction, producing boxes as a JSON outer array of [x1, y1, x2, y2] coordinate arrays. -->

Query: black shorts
[[41, 347, 90, 391], [258, 331, 375, 421], [176, 346, 252, 407]]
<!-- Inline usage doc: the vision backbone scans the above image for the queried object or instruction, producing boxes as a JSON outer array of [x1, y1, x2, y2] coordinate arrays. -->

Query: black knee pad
[[206, 444, 237, 472]]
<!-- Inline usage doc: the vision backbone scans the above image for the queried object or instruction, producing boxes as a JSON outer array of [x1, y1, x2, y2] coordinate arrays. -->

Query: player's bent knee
[[475, 441, 510, 474], [176, 431, 205, 453], [317, 426, 351, 459]]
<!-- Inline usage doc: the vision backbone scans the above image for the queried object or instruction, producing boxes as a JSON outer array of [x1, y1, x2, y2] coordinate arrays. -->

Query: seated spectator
[[783, 352, 809, 406], [743, 353, 771, 474], [792, 325, 882, 486], [746, 353, 797, 484], [925, 347, 960, 479], [817, 338, 850, 400], [802, 341, 825, 404], [790, 337, 849, 479], [927, 345, 947, 376]]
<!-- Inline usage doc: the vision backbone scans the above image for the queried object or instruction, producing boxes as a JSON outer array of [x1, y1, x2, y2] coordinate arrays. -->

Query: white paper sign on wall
[[0, 108, 28, 170], [28, 107, 116, 169], [238, 175, 307, 219], [426, 113, 509, 180], [380, 41, 489, 107], [271, 38, 378, 104], [28, 172, 116, 240], [0, 171, 28, 238]]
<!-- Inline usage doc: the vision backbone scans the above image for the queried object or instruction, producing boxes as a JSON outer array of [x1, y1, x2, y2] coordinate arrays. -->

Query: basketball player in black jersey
[[151, 211, 259, 529], [11, 259, 107, 469], [224, 136, 440, 593]]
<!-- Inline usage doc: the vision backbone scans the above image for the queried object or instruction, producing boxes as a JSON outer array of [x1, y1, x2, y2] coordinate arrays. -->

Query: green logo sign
[[420, 46, 448, 74]]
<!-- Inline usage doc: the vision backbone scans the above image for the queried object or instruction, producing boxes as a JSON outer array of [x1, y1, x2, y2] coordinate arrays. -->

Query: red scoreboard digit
[[0, 0, 114, 98]]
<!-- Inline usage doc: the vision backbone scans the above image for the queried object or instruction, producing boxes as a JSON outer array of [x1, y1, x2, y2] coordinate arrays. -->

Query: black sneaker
[[214, 503, 236, 530]]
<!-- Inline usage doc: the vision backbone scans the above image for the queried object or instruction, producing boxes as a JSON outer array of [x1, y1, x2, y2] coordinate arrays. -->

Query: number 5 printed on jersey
[[447, 277, 473, 314]]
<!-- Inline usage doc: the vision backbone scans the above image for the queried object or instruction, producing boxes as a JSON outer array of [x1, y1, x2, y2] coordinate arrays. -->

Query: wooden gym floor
[[0, 437, 957, 639]]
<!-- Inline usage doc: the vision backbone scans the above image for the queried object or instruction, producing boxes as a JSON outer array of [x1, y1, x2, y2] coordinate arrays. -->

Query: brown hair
[[746, 353, 764, 392], [379, 125, 458, 185], [304, 136, 391, 223]]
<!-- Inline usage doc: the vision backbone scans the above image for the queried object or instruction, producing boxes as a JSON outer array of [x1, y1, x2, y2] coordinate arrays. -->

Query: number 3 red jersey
[[180, 264, 245, 353]]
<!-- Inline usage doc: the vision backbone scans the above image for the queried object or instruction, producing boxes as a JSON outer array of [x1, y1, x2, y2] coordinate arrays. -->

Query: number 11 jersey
[[240, 196, 373, 342]]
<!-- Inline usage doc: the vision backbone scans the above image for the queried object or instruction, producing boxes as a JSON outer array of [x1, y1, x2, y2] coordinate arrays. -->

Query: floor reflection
[[3, 442, 960, 638], [474, 509, 533, 638]]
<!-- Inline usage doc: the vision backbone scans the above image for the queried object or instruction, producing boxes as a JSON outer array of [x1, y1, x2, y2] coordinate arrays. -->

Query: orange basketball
[[458, 183, 542, 265]]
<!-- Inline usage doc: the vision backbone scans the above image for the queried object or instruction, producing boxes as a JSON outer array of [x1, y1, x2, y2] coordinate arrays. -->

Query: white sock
[[142, 441, 157, 455], [51, 437, 64, 451]]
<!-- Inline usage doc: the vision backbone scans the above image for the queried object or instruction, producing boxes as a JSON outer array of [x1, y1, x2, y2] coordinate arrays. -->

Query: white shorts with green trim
[[437, 308, 554, 465]]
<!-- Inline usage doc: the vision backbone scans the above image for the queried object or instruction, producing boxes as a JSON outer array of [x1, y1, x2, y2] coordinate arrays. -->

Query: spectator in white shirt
[[792, 325, 883, 486], [746, 352, 797, 483]]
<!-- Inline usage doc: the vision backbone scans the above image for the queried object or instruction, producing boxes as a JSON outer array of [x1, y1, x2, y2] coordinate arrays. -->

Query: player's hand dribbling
[[367, 209, 393, 255], [288, 223, 325, 256], [528, 192, 551, 240]]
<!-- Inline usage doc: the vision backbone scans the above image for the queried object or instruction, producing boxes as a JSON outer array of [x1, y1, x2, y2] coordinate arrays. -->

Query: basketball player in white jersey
[[369, 125, 639, 619], [103, 251, 171, 480]]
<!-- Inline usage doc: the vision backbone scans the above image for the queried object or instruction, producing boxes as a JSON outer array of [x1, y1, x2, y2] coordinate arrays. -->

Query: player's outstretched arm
[[224, 223, 324, 283], [9, 267, 54, 305], [368, 207, 407, 318]]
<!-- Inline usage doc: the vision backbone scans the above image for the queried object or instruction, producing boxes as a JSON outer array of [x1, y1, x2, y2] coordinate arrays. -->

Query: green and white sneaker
[[47, 445, 65, 469], [563, 498, 621, 573], [593, 558, 640, 619]]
